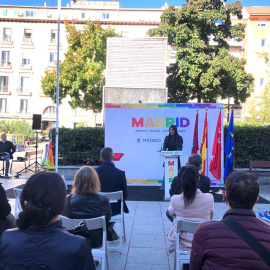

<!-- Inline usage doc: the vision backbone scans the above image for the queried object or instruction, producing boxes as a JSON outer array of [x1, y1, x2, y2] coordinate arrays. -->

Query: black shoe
[[94, 260, 99, 267], [4, 175, 9, 179]]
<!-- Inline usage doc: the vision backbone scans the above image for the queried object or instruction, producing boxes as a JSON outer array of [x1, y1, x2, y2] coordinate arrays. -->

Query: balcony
[[0, 37, 13, 45], [16, 87, 32, 96], [0, 85, 10, 95], [0, 61, 11, 69], [20, 62, 32, 70]]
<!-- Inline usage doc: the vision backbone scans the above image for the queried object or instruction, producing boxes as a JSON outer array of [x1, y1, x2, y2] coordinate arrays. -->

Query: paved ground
[[2, 162, 270, 270]]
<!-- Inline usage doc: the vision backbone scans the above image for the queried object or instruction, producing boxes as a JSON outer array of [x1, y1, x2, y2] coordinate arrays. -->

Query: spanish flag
[[200, 110, 208, 175], [42, 140, 55, 170]]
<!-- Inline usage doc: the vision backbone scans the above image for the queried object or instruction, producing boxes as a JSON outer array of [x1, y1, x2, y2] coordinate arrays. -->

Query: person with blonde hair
[[63, 166, 117, 248]]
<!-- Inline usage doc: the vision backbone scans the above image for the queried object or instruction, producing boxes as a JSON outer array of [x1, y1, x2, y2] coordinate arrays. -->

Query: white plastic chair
[[174, 217, 202, 270], [61, 215, 109, 270], [100, 191, 126, 253], [13, 188, 23, 218]]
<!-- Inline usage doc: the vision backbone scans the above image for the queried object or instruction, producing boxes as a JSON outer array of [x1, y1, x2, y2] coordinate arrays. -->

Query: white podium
[[161, 151, 182, 200]]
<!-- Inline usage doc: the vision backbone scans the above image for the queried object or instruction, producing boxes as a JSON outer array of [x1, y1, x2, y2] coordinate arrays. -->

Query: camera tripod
[[15, 132, 43, 179]]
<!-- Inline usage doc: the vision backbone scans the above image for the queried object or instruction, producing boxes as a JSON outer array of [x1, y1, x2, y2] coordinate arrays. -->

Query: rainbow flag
[[42, 140, 55, 170]]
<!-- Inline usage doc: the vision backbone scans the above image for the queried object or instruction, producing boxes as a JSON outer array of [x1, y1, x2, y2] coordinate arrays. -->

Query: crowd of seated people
[[1, 151, 270, 270]]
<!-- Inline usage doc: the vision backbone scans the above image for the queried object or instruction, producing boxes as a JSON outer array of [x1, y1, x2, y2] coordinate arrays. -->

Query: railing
[[23, 37, 32, 43], [0, 85, 8, 92], [2, 37, 11, 42], [0, 61, 11, 67]]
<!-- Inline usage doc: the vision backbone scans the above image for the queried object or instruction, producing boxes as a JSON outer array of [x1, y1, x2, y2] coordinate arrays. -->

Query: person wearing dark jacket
[[190, 171, 270, 270], [96, 147, 129, 216], [0, 134, 16, 178], [0, 182, 12, 236], [63, 166, 117, 248], [0, 171, 95, 270], [170, 154, 210, 196]]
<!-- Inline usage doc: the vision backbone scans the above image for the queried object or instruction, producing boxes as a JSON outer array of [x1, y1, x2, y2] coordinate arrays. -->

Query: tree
[[148, 0, 254, 103], [0, 120, 34, 140], [253, 52, 270, 123], [41, 20, 117, 112]]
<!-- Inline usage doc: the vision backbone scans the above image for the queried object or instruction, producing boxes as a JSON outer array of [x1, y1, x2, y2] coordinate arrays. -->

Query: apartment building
[[244, 7, 270, 120], [0, 1, 268, 127], [0, 1, 164, 128]]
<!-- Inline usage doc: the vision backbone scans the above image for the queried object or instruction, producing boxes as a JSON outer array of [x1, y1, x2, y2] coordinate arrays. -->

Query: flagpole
[[55, 0, 61, 173], [216, 107, 223, 195], [206, 107, 208, 177]]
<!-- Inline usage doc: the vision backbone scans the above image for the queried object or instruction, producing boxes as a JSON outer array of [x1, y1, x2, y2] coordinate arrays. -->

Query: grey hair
[[187, 154, 202, 171], [100, 147, 114, 161]]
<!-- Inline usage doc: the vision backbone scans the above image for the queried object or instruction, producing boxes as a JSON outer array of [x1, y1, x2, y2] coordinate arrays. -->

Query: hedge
[[52, 124, 270, 167]]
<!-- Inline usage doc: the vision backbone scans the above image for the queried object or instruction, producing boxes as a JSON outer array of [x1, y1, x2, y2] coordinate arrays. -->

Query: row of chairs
[[12, 188, 126, 270]]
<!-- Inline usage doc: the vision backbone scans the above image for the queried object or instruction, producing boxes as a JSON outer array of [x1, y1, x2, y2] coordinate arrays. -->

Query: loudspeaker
[[32, 114, 42, 130]]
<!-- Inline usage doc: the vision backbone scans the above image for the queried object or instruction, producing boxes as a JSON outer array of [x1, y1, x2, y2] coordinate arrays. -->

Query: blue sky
[[1, 0, 270, 8]]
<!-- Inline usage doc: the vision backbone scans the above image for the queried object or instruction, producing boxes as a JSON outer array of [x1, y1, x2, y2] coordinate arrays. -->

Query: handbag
[[68, 221, 91, 238], [0, 213, 16, 236], [222, 217, 270, 268]]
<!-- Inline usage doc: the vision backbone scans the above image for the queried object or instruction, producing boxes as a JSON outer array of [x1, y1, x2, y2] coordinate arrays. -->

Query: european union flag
[[224, 110, 234, 181]]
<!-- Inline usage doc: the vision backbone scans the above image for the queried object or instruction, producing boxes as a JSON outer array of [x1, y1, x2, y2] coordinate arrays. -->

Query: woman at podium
[[161, 125, 183, 190], [163, 125, 183, 151]]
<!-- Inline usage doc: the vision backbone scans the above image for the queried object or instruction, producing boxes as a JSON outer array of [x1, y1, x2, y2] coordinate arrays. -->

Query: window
[[49, 52, 57, 63], [23, 29, 32, 42], [51, 30, 57, 43], [1, 51, 10, 66], [0, 98, 7, 113], [81, 12, 85, 19], [0, 76, 8, 92], [102, 13, 109, 19], [260, 78, 264, 86], [44, 106, 56, 114], [20, 99, 28, 113], [261, 39, 266, 47], [258, 21, 267, 27], [25, 10, 34, 17], [22, 53, 31, 66], [3, 28, 11, 42], [20, 76, 30, 92]]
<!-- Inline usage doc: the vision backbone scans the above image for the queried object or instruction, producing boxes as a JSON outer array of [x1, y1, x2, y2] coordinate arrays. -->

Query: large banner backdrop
[[105, 103, 224, 187]]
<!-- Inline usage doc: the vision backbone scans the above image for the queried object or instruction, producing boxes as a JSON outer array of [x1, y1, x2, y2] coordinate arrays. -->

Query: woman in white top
[[167, 165, 214, 253]]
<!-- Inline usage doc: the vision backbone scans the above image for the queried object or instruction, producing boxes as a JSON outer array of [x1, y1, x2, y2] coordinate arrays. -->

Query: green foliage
[[224, 122, 270, 168], [51, 127, 104, 165], [52, 124, 269, 168], [41, 20, 117, 112], [0, 120, 34, 140], [148, 0, 254, 103]]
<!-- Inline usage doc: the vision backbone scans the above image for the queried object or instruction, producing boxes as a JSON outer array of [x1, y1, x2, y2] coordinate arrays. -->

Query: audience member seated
[[0, 171, 95, 270], [96, 147, 129, 216], [0, 133, 16, 179], [170, 154, 210, 196], [63, 166, 117, 248], [190, 171, 270, 270], [167, 165, 214, 253], [0, 182, 14, 236]]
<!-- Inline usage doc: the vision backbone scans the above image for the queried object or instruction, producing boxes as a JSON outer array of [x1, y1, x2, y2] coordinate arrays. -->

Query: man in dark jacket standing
[[95, 147, 129, 216], [0, 134, 15, 178], [190, 171, 270, 270]]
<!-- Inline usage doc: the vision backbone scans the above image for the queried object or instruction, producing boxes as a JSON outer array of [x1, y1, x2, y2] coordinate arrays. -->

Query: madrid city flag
[[191, 110, 199, 155], [224, 110, 234, 180], [200, 111, 208, 175], [209, 110, 222, 180], [42, 140, 55, 170]]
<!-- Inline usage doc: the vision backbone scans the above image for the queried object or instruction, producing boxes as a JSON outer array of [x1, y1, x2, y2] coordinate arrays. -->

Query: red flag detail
[[191, 111, 199, 155], [209, 110, 222, 180]]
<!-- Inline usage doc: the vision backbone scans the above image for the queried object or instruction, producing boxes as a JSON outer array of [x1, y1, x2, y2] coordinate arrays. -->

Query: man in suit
[[0, 134, 15, 179], [170, 154, 210, 196], [95, 147, 129, 216]]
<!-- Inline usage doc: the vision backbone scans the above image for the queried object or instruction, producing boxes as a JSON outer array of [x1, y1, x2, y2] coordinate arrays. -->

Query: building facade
[[0, 1, 269, 127]]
